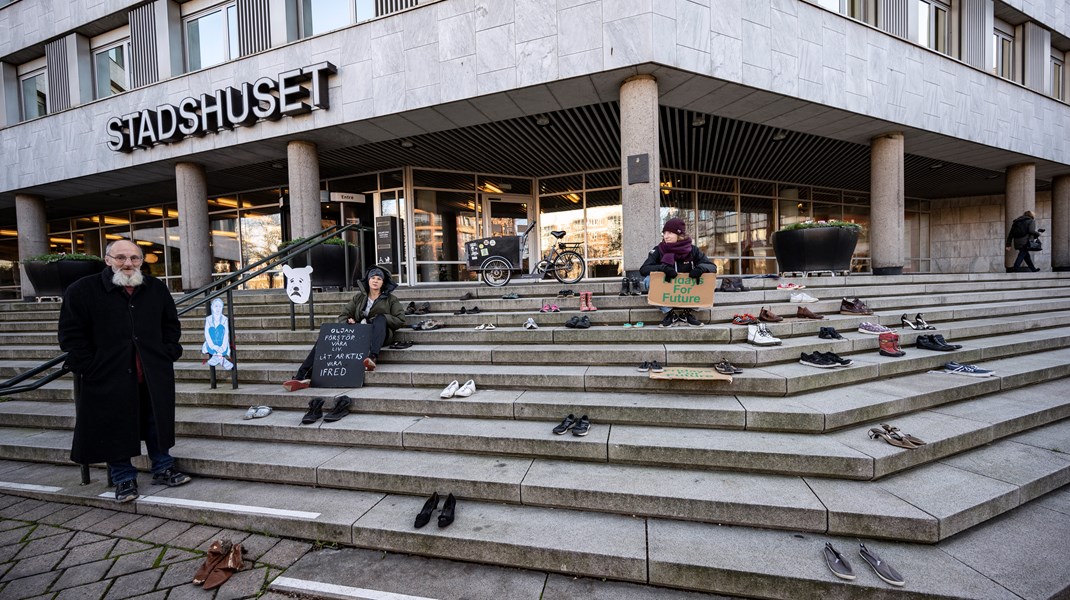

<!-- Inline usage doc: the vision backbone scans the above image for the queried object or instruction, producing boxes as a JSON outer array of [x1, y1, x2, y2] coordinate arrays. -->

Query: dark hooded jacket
[[1007, 214, 1039, 250], [57, 268, 182, 464], [639, 243, 718, 278], [338, 268, 405, 345]]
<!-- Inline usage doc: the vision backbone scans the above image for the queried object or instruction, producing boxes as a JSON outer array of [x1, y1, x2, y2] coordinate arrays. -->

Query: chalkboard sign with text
[[310, 323, 371, 388]]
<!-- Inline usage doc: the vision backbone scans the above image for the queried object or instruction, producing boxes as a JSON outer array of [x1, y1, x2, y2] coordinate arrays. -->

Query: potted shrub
[[22, 253, 105, 298], [771, 220, 862, 274], [281, 236, 360, 290]]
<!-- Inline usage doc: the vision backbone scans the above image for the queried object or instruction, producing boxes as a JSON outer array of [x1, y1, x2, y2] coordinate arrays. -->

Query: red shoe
[[363, 357, 377, 372], [282, 379, 311, 392]]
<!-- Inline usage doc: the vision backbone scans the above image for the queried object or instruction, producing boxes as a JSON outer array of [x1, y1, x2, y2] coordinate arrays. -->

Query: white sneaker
[[440, 380, 460, 398], [790, 292, 819, 303], [747, 323, 782, 346], [455, 379, 477, 397], [524, 318, 539, 330]]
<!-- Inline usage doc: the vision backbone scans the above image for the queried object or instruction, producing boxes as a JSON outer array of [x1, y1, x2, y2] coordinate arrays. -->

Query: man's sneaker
[[714, 359, 744, 375], [151, 468, 191, 487], [572, 415, 591, 436], [115, 479, 138, 503], [682, 310, 703, 327], [731, 314, 758, 325], [800, 352, 838, 368], [858, 543, 904, 587], [747, 323, 782, 346], [818, 351, 853, 366], [944, 361, 994, 377], [840, 297, 874, 315], [552, 414, 577, 435], [818, 327, 843, 340], [637, 361, 651, 372], [282, 379, 311, 392], [659, 311, 676, 328], [649, 360, 665, 373], [858, 322, 892, 335], [790, 292, 819, 303]]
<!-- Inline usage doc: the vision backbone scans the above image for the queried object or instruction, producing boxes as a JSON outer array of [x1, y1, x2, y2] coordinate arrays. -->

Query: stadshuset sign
[[105, 62, 337, 152]]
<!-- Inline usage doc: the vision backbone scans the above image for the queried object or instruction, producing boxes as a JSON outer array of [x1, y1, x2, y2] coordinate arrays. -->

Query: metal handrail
[[0, 223, 368, 397]]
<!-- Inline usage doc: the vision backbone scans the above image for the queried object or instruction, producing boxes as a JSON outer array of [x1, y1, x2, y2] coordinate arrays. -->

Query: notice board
[[310, 323, 372, 388]]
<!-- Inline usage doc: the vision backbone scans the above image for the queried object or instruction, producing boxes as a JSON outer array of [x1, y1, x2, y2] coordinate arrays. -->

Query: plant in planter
[[772, 221, 862, 274], [281, 236, 360, 290], [22, 253, 105, 298]]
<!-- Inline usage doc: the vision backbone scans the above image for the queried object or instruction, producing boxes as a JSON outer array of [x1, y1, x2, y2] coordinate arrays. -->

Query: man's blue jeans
[[107, 390, 174, 484]]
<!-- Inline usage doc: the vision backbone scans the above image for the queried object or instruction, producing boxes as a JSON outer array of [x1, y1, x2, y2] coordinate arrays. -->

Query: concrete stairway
[[0, 272, 1068, 599]]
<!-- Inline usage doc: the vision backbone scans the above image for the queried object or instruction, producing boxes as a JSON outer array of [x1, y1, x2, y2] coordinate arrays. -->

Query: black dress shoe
[[459, 292, 473, 301], [301, 397, 325, 425], [322, 396, 352, 422], [414, 492, 439, 529], [438, 493, 456, 528], [932, 334, 962, 350]]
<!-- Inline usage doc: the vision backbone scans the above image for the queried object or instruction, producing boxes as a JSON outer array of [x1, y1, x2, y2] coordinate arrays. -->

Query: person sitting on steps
[[1005, 210, 1042, 273], [639, 217, 718, 327], [283, 267, 405, 391]]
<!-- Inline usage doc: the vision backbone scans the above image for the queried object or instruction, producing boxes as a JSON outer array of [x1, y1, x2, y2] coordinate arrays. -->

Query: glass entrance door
[[483, 194, 533, 266]]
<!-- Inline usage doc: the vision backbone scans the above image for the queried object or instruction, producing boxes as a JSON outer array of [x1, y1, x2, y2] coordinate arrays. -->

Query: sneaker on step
[[682, 310, 703, 327], [659, 311, 676, 328], [799, 352, 838, 368], [114, 479, 138, 503], [747, 323, 781, 346], [943, 361, 994, 377], [571, 415, 591, 436], [455, 379, 477, 397], [637, 361, 651, 372], [790, 292, 819, 303], [818, 327, 844, 340], [524, 318, 539, 330], [840, 297, 874, 315], [818, 351, 853, 366], [649, 360, 665, 373], [858, 322, 892, 335], [151, 468, 192, 487], [440, 380, 461, 398]]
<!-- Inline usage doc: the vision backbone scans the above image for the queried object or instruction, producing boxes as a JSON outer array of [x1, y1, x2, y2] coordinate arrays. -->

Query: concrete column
[[175, 162, 212, 290], [1004, 163, 1036, 271], [869, 132, 905, 275], [15, 194, 48, 300], [619, 74, 660, 273], [287, 140, 322, 240], [1052, 175, 1070, 271]]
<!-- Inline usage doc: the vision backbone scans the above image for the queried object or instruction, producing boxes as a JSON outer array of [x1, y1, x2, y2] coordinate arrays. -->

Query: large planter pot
[[23, 260, 105, 297], [288, 245, 360, 289], [772, 227, 859, 274]]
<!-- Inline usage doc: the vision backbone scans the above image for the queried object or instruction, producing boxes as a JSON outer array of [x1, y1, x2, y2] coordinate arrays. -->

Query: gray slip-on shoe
[[823, 542, 855, 580], [859, 543, 904, 587]]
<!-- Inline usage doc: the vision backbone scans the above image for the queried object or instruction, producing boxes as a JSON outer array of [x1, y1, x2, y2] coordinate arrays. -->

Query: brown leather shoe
[[202, 542, 245, 590], [796, 306, 824, 320], [759, 307, 783, 323], [193, 540, 231, 585], [839, 297, 873, 315]]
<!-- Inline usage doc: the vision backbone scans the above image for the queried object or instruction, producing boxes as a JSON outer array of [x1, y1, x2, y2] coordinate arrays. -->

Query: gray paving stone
[[136, 521, 192, 546], [0, 499, 44, 519], [0, 550, 65, 582], [232, 534, 276, 562], [0, 520, 27, 532], [14, 531, 74, 560], [20, 593, 57, 600], [940, 501, 1070, 600], [543, 574, 736, 599], [0, 545, 18, 564], [214, 566, 267, 600], [165, 526, 223, 551], [0, 525, 31, 546], [24, 525, 69, 542], [157, 548, 199, 570], [0, 571, 58, 600], [804, 477, 940, 542], [63, 532, 109, 550], [56, 539, 116, 569], [1006, 418, 1070, 455], [53, 579, 111, 600], [194, 531, 248, 553], [38, 507, 93, 527], [156, 558, 200, 589], [1032, 488, 1070, 517], [940, 439, 1070, 503], [102, 567, 163, 600], [126, 592, 166, 600], [85, 513, 142, 536], [109, 517, 167, 541], [105, 548, 161, 579], [51, 558, 114, 591], [255, 540, 311, 569], [62, 510, 122, 532], [164, 583, 216, 600], [107, 540, 154, 559], [12, 502, 69, 523]]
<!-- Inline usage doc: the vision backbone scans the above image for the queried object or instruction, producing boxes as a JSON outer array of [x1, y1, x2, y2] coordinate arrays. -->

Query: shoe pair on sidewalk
[[192, 539, 245, 590], [301, 396, 351, 424], [552, 414, 591, 436], [114, 468, 192, 503], [414, 492, 456, 529], [823, 542, 904, 586], [441, 379, 476, 398]]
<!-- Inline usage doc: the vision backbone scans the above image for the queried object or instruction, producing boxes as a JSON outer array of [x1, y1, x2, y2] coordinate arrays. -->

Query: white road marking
[[270, 577, 439, 600], [0, 481, 63, 493]]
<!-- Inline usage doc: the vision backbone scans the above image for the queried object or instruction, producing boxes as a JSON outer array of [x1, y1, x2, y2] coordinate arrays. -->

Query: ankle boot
[[629, 277, 643, 296], [301, 397, 325, 425], [878, 332, 905, 357], [585, 292, 598, 311], [414, 492, 439, 529], [580, 292, 591, 311], [618, 278, 630, 296]]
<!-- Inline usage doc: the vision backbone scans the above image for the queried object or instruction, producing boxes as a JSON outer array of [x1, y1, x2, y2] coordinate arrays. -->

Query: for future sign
[[105, 62, 337, 152]]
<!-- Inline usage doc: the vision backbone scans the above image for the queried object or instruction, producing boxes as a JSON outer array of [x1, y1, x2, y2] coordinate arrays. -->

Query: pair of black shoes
[[564, 315, 591, 329], [800, 351, 852, 368], [818, 327, 844, 340], [405, 302, 432, 315], [414, 492, 456, 529], [916, 334, 961, 351], [617, 277, 643, 296], [301, 396, 351, 425], [557, 289, 577, 298], [454, 306, 480, 315], [552, 414, 591, 436]]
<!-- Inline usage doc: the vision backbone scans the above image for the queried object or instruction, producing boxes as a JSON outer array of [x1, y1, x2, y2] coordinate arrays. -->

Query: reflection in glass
[[210, 212, 240, 275], [20, 73, 47, 120], [240, 210, 282, 289], [187, 9, 227, 71], [539, 194, 585, 259], [356, 0, 375, 21], [302, 0, 350, 36], [414, 190, 478, 282], [584, 190, 622, 277], [697, 192, 737, 275], [739, 197, 773, 274], [228, 5, 239, 58], [94, 45, 127, 99]]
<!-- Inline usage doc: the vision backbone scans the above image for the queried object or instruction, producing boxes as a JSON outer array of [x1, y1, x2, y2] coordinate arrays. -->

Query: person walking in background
[[58, 240, 190, 503], [639, 217, 718, 327], [1006, 210, 1042, 272]]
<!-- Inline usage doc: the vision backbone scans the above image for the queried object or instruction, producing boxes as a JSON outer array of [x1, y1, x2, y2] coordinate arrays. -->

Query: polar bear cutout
[[283, 264, 314, 304]]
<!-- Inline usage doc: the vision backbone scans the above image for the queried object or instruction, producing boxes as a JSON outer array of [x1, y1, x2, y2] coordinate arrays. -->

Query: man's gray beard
[[111, 268, 144, 287]]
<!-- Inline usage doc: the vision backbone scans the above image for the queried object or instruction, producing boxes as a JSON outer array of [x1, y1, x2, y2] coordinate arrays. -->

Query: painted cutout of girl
[[202, 298, 234, 370]]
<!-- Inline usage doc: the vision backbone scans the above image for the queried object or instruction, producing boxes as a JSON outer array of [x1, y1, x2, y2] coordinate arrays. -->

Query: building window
[[19, 69, 48, 121], [1053, 54, 1065, 101], [918, 0, 949, 54], [185, 3, 239, 71], [811, 0, 876, 26], [93, 41, 129, 99], [993, 21, 1014, 80]]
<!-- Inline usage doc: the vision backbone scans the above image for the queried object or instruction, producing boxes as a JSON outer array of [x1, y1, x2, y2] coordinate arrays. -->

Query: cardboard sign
[[648, 367, 733, 382], [646, 271, 717, 308], [310, 323, 372, 388]]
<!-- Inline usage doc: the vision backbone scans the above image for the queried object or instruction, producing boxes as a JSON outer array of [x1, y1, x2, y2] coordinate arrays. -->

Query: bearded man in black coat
[[58, 239, 191, 502]]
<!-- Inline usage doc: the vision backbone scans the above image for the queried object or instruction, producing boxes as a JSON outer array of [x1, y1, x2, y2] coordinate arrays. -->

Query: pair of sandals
[[868, 423, 927, 449], [622, 322, 645, 328], [900, 313, 936, 330], [242, 405, 272, 420], [474, 323, 496, 330], [411, 320, 443, 331], [192, 539, 245, 590]]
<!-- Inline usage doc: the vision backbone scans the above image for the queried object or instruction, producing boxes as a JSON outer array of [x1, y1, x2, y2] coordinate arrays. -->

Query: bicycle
[[465, 222, 587, 287]]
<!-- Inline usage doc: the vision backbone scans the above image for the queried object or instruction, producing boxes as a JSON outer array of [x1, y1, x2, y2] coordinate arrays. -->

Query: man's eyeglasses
[[107, 254, 144, 264]]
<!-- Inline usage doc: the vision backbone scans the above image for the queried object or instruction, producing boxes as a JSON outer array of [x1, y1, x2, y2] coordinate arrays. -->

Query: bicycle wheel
[[480, 257, 512, 287], [551, 250, 585, 284]]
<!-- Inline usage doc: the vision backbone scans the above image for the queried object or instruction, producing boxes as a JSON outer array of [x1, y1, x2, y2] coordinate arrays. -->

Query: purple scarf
[[658, 239, 693, 267]]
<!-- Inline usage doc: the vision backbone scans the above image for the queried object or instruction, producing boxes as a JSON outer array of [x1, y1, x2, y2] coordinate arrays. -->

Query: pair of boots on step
[[618, 276, 643, 296], [577, 292, 598, 311]]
